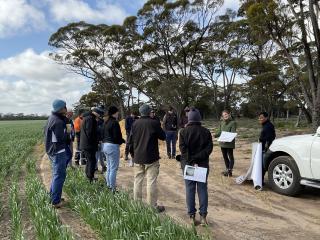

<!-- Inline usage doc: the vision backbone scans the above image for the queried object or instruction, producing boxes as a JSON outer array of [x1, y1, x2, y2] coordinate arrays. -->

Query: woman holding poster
[[215, 110, 237, 177], [179, 108, 213, 226]]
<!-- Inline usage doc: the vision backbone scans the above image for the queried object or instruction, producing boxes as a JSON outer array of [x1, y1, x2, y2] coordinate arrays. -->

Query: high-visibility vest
[[74, 116, 82, 133]]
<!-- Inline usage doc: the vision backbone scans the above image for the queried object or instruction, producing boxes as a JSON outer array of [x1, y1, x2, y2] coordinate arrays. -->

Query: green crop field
[[0, 120, 207, 240]]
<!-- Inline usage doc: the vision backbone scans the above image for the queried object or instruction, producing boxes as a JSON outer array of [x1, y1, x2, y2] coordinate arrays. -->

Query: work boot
[[228, 169, 233, 177], [221, 170, 228, 177], [155, 205, 165, 213], [52, 202, 63, 209], [189, 214, 196, 225], [200, 215, 208, 226]]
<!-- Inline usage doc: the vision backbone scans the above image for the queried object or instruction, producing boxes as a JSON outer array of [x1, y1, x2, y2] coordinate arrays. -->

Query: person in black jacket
[[129, 104, 166, 212], [80, 108, 104, 182], [258, 112, 276, 182], [102, 106, 125, 192], [163, 106, 178, 159], [44, 99, 69, 208], [124, 112, 138, 161], [179, 108, 213, 226]]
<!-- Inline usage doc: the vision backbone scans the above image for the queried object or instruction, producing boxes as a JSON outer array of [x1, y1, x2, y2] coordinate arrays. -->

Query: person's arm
[[179, 129, 189, 163], [162, 114, 167, 130], [156, 121, 166, 140], [83, 117, 94, 142], [231, 121, 237, 133], [214, 122, 222, 138], [52, 120, 66, 144], [128, 128, 134, 157]]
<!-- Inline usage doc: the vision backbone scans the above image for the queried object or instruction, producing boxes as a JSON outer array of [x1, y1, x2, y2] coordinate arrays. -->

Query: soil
[[116, 137, 320, 240]]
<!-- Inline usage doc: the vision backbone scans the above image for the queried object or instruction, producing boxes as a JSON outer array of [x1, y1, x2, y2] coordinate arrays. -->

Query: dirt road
[[117, 138, 320, 240]]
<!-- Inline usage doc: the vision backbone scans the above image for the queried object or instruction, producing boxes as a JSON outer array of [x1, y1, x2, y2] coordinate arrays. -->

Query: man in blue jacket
[[44, 99, 69, 208]]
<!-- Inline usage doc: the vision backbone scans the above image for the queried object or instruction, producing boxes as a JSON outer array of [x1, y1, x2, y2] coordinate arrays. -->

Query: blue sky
[[0, 0, 239, 115]]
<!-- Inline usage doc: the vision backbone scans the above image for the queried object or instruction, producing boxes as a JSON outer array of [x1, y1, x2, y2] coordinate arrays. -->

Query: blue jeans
[[48, 151, 68, 204], [185, 180, 208, 216], [166, 131, 177, 157], [103, 143, 120, 190]]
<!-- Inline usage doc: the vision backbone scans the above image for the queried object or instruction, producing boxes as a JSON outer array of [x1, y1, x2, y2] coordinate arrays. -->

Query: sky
[[0, 0, 239, 115]]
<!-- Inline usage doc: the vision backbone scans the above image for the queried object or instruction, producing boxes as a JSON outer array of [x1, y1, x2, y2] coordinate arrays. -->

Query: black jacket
[[259, 120, 276, 152], [163, 112, 178, 131], [102, 117, 125, 145], [179, 122, 213, 170], [80, 113, 98, 151], [44, 113, 68, 155], [125, 116, 137, 133], [129, 116, 166, 164]]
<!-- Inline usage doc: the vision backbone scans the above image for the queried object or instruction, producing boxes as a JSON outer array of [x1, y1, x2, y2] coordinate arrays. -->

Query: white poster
[[218, 131, 238, 142], [236, 143, 263, 190], [184, 165, 208, 183]]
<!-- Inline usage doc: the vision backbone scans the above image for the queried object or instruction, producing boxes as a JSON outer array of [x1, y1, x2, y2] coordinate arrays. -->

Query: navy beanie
[[188, 108, 202, 123], [52, 99, 66, 113]]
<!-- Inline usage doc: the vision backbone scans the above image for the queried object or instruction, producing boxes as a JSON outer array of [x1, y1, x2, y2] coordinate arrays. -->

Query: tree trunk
[[302, 106, 312, 124], [311, 102, 320, 131], [286, 109, 290, 121], [295, 108, 302, 127]]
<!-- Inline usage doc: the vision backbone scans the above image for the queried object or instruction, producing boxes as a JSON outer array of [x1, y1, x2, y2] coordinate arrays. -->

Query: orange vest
[[74, 116, 82, 132]]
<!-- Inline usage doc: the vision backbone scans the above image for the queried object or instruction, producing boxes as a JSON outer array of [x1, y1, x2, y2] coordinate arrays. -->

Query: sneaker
[[228, 169, 233, 177], [155, 205, 165, 213], [200, 215, 208, 226]]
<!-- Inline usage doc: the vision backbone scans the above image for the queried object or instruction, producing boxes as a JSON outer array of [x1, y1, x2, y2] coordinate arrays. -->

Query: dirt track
[[117, 138, 320, 240]]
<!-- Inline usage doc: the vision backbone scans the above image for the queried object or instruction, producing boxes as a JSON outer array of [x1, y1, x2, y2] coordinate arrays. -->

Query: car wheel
[[268, 156, 302, 196]]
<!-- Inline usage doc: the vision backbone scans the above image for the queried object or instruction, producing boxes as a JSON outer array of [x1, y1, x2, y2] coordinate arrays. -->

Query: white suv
[[265, 127, 320, 196]]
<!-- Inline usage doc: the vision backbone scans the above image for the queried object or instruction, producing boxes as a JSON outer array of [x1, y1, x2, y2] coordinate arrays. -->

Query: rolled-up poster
[[251, 143, 263, 190]]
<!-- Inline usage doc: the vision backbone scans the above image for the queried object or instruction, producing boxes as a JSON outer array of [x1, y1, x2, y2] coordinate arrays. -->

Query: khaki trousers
[[134, 161, 160, 207]]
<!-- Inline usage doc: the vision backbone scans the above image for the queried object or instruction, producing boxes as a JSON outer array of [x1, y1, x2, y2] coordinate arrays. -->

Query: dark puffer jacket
[[179, 122, 213, 170], [80, 113, 98, 151]]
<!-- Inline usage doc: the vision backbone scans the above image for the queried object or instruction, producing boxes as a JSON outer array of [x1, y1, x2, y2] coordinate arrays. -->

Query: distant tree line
[[49, 0, 320, 129], [0, 113, 48, 121]]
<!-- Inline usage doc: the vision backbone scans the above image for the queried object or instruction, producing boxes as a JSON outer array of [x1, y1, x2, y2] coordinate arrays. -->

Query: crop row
[[64, 169, 206, 240]]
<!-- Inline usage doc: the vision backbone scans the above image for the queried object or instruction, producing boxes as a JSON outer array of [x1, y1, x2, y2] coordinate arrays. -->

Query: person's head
[[92, 107, 105, 120], [52, 99, 67, 115], [150, 109, 155, 118], [130, 112, 136, 118], [139, 104, 151, 117], [168, 106, 174, 114], [188, 108, 202, 124], [258, 112, 269, 125], [184, 106, 190, 116], [66, 109, 73, 119], [78, 109, 84, 118], [222, 110, 231, 121], [108, 106, 119, 119]]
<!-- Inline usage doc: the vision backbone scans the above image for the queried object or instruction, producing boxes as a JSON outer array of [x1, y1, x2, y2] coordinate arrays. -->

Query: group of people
[[44, 99, 276, 226]]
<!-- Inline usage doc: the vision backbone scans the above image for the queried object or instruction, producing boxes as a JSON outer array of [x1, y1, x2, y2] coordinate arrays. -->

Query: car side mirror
[[317, 127, 320, 136]]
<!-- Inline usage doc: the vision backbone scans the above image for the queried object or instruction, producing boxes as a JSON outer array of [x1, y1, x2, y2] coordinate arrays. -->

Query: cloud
[[0, 0, 46, 38], [0, 49, 91, 114], [48, 0, 128, 24]]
